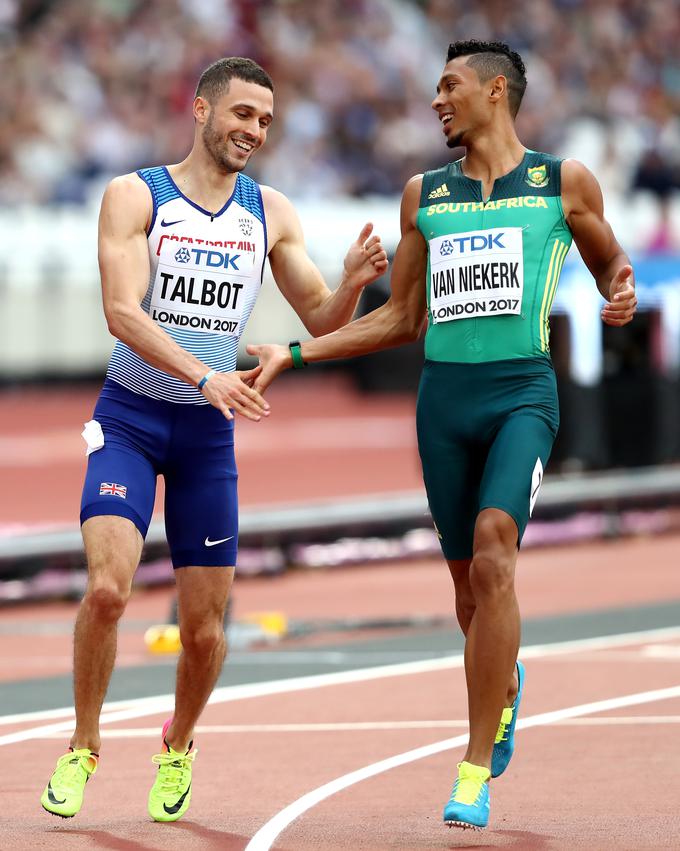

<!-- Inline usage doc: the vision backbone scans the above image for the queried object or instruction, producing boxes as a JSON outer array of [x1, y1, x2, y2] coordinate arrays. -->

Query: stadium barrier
[[0, 467, 680, 584]]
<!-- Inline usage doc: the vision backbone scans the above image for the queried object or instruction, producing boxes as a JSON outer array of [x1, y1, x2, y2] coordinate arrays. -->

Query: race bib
[[150, 239, 256, 336], [429, 227, 524, 323]]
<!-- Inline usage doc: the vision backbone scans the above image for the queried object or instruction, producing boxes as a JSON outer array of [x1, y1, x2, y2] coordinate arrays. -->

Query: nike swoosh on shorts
[[204, 536, 234, 547]]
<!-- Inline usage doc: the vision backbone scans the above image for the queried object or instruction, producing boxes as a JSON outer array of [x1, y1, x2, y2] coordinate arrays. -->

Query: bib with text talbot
[[150, 238, 258, 337]]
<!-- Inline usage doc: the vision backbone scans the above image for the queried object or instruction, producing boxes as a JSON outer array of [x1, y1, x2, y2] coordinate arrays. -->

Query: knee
[[84, 580, 130, 622], [180, 620, 225, 657], [469, 513, 517, 601], [470, 553, 515, 602]]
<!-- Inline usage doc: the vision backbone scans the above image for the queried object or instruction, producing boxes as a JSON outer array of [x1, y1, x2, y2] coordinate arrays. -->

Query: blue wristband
[[197, 369, 216, 391]]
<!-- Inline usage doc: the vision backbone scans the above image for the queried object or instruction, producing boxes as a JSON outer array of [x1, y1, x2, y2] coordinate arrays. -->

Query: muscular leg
[[449, 508, 520, 769], [448, 559, 474, 634], [164, 566, 234, 752], [448, 557, 519, 708], [71, 516, 142, 752]]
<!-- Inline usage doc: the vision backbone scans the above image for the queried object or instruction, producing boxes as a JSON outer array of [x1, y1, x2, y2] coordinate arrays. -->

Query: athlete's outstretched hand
[[199, 366, 270, 421], [246, 344, 291, 395], [342, 223, 389, 290], [601, 264, 637, 327]]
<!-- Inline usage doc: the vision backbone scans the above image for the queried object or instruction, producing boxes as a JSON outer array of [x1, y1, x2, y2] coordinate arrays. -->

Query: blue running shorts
[[80, 379, 238, 568]]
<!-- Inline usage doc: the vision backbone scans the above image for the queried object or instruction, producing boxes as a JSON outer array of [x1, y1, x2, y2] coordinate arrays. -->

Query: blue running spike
[[491, 659, 525, 778], [443, 761, 490, 829]]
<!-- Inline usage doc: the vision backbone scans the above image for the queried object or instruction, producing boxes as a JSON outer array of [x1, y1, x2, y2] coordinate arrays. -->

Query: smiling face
[[196, 78, 274, 173], [431, 56, 499, 148]]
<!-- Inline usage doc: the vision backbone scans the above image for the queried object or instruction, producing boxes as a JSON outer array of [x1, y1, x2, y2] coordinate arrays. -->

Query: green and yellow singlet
[[416, 150, 572, 363]]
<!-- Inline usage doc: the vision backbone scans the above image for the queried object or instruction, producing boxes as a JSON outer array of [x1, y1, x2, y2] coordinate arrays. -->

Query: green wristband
[[288, 340, 307, 369]]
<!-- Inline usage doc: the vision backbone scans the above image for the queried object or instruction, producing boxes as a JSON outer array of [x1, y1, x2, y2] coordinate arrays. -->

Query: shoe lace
[[151, 750, 197, 794], [450, 763, 488, 806], [494, 706, 514, 744], [450, 776, 484, 806], [53, 751, 96, 792]]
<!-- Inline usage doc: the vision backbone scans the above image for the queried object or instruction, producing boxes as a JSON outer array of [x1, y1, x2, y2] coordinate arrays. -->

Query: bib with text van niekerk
[[429, 227, 524, 324]]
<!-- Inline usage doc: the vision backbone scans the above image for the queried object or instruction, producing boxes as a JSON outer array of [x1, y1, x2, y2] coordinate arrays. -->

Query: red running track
[[1, 531, 680, 848], [1, 629, 680, 849]]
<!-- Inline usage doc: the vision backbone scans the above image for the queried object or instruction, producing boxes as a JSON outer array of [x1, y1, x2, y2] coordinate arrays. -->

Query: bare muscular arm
[[561, 159, 637, 326], [262, 187, 388, 337], [99, 174, 268, 421], [250, 176, 428, 391]]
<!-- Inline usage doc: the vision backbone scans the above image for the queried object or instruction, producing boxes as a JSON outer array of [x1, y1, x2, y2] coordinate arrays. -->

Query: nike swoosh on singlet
[[204, 536, 234, 547], [163, 782, 191, 815], [160, 218, 185, 227]]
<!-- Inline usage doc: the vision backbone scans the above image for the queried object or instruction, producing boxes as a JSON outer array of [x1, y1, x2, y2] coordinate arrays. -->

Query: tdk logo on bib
[[174, 247, 240, 270], [439, 232, 506, 256], [429, 227, 524, 324]]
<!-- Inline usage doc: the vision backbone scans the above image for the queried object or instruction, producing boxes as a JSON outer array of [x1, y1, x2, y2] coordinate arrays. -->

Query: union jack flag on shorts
[[99, 482, 127, 499]]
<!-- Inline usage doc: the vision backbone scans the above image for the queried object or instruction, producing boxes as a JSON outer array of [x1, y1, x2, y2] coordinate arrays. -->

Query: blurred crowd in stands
[[2, 0, 680, 239]]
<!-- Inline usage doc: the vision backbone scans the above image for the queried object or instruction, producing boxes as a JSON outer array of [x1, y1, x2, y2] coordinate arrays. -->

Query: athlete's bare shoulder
[[403, 174, 424, 201], [401, 174, 424, 231], [560, 158, 602, 219], [259, 184, 300, 249], [101, 172, 153, 232], [259, 183, 292, 214], [561, 157, 597, 190], [105, 171, 153, 202]]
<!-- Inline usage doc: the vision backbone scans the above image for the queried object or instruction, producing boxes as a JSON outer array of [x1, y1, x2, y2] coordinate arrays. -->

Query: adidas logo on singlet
[[428, 182, 450, 199]]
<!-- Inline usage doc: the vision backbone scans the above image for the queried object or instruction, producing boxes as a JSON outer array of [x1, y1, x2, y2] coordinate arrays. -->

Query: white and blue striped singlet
[[106, 166, 267, 404]]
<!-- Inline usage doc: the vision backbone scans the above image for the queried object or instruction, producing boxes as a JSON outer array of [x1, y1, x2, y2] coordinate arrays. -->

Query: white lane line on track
[[31, 721, 472, 738], [642, 645, 680, 658], [2, 625, 680, 744], [0, 656, 461, 745], [27, 715, 680, 738], [244, 684, 680, 851], [0, 698, 153, 728], [1, 645, 678, 676], [550, 715, 680, 725]]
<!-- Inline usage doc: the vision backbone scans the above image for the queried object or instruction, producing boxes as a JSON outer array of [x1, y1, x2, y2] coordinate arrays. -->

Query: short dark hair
[[195, 57, 274, 103], [446, 40, 527, 117]]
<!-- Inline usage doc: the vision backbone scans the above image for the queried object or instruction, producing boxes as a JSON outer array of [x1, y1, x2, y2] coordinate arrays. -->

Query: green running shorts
[[416, 357, 559, 560]]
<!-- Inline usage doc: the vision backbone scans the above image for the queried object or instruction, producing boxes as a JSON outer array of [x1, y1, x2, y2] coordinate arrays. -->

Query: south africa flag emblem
[[525, 164, 549, 188]]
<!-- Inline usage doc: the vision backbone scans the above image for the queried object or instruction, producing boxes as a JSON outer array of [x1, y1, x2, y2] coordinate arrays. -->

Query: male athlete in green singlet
[[250, 40, 637, 830]]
